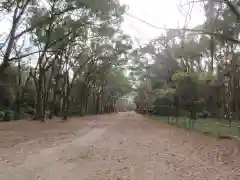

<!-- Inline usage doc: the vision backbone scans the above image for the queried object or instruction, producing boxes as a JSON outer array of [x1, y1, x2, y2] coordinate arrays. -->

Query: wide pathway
[[1, 112, 240, 179]]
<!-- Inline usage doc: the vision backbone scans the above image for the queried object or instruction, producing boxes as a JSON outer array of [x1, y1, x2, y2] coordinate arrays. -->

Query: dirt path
[[1, 112, 240, 179]]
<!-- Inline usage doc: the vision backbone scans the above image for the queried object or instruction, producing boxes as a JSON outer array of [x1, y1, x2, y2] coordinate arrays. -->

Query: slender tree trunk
[[62, 94, 69, 121], [34, 67, 44, 121], [49, 82, 58, 119], [2, 19, 18, 68], [16, 58, 21, 117], [1, 0, 30, 70], [62, 71, 70, 120]]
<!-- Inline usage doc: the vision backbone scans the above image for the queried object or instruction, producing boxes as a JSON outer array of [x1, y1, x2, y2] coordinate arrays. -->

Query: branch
[[14, 6, 77, 40], [0, 33, 10, 51], [70, 55, 95, 87], [8, 50, 61, 61], [125, 12, 240, 44], [223, 0, 240, 19], [46, 31, 73, 49], [8, 31, 74, 62], [182, 0, 240, 19]]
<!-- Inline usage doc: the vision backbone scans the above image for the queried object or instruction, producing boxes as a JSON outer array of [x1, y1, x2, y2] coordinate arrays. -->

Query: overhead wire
[[124, 11, 240, 44]]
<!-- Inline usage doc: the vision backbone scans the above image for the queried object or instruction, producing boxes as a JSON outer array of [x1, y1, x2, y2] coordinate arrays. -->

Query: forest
[[0, 0, 240, 123], [133, 0, 240, 122], [0, 0, 133, 121]]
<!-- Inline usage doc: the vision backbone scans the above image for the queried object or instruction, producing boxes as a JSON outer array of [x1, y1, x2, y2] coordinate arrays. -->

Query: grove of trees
[[1, 0, 240, 123], [133, 0, 240, 121], [0, 0, 132, 121]]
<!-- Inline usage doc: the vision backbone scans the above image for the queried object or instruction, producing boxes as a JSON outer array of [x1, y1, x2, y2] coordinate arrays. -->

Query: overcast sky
[[120, 0, 205, 45], [0, 0, 205, 47]]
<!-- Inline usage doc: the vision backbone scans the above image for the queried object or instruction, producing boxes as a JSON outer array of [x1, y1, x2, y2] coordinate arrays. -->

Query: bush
[[3, 110, 15, 121], [153, 96, 173, 116], [197, 110, 211, 119], [0, 110, 19, 121], [153, 105, 169, 116], [0, 111, 5, 121], [71, 111, 85, 116]]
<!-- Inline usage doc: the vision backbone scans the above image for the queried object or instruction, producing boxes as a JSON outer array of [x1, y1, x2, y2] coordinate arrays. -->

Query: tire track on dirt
[[0, 124, 106, 180], [1, 112, 240, 179]]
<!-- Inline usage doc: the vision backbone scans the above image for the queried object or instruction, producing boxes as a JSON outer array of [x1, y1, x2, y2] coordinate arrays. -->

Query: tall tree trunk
[[0, 0, 31, 71], [62, 93, 69, 121], [49, 82, 58, 119], [62, 71, 70, 120], [34, 68, 44, 121], [16, 58, 21, 117]]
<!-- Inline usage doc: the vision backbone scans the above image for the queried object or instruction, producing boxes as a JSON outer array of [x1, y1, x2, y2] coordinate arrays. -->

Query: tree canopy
[[0, 0, 133, 121], [1, 0, 240, 122], [132, 0, 240, 120]]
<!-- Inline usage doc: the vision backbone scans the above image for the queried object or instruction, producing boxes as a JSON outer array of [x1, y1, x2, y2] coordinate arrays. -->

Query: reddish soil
[[0, 112, 240, 180]]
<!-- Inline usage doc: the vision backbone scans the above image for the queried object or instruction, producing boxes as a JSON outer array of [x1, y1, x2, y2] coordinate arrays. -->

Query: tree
[[0, 0, 134, 121], [131, 0, 240, 124]]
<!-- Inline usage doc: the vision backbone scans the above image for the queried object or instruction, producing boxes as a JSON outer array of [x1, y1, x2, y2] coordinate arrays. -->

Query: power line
[[125, 12, 169, 31], [124, 12, 240, 44]]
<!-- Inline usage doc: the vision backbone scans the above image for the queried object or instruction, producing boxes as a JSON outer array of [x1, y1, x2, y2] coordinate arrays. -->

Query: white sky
[[0, 0, 205, 48], [120, 0, 205, 45]]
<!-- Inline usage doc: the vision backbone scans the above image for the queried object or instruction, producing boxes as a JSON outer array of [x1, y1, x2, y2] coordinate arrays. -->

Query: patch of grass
[[153, 116, 240, 138]]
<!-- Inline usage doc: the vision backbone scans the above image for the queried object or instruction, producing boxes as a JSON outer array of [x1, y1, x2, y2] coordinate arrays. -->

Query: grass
[[153, 116, 240, 138]]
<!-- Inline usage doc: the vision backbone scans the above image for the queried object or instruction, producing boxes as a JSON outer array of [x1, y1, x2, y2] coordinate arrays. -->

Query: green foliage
[[0, 111, 4, 121], [155, 88, 175, 100], [153, 97, 173, 116], [154, 116, 240, 138], [172, 71, 197, 83], [2, 0, 240, 121], [0, 110, 16, 121], [131, 5, 238, 116], [106, 67, 132, 99], [0, 0, 133, 120], [198, 72, 216, 84]]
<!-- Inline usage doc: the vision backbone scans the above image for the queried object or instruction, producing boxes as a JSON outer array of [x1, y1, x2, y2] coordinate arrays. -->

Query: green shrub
[[71, 111, 85, 117], [3, 110, 15, 121], [153, 96, 172, 116], [0, 111, 5, 121]]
